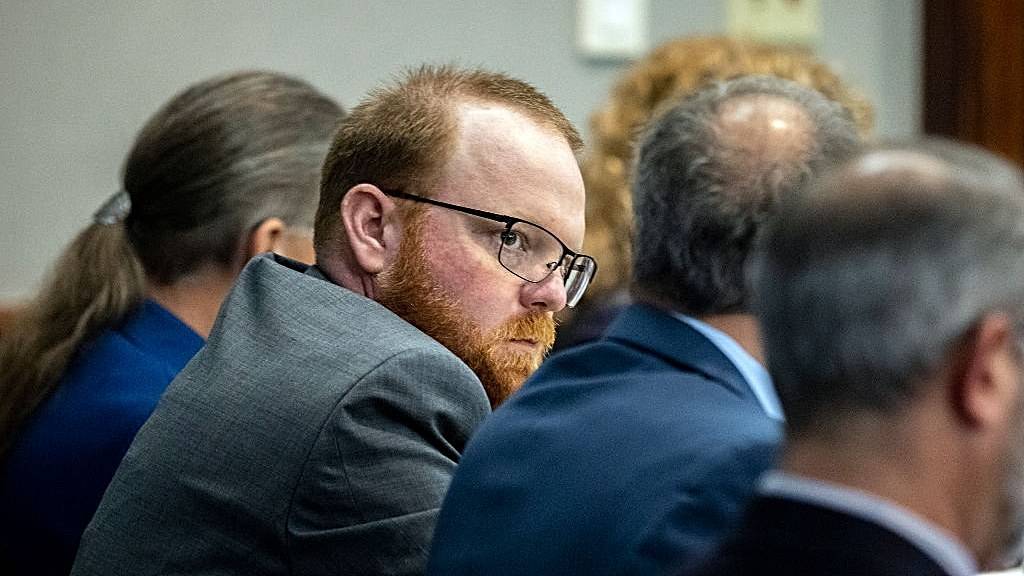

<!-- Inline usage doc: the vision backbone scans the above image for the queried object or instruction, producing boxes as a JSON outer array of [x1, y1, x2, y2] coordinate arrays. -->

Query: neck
[[695, 313, 764, 364], [146, 267, 236, 338], [781, 406, 992, 566], [315, 254, 376, 299]]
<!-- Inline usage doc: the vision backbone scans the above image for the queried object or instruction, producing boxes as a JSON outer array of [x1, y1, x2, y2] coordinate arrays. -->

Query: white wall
[[0, 0, 921, 299]]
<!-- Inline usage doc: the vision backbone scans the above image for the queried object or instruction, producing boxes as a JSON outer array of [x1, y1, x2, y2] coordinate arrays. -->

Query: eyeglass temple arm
[[383, 188, 592, 268], [381, 189, 518, 227]]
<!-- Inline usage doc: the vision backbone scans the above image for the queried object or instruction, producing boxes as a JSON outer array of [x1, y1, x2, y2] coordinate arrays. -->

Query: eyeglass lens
[[497, 221, 596, 307], [564, 256, 596, 308]]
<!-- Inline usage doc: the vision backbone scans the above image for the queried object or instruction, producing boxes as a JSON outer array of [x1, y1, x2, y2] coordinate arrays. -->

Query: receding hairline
[[378, 94, 582, 196], [448, 96, 583, 154], [397, 65, 583, 152], [449, 96, 582, 149]]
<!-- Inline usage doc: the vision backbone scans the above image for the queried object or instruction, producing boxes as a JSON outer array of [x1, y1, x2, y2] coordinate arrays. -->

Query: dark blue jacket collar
[[602, 303, 755, 402]]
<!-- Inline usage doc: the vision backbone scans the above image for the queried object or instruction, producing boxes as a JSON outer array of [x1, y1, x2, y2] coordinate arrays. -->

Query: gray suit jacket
[[71, 254, 491, 576]]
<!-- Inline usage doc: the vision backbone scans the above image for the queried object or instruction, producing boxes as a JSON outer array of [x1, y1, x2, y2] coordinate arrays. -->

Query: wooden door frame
[[923, 0, 1024, 165]]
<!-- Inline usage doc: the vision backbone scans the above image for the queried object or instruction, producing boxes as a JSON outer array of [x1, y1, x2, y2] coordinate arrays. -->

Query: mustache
[[487, 312, 557, 351]]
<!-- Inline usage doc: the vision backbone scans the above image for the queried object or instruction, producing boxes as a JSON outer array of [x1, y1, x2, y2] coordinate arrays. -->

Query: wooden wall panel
[[924, 0, 1024, 165]]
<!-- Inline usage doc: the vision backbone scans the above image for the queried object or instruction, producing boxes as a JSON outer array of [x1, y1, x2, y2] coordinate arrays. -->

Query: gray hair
[[754, 139, 1024, 438], [125, 71, 344, 284], [631, 74, 859, 314]]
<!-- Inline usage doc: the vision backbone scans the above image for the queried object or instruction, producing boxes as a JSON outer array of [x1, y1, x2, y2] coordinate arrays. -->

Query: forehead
[[430, 102, 586, 248]]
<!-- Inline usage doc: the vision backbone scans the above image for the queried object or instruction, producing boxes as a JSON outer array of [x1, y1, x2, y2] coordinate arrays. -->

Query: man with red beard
[[71, 66, 593, 576]]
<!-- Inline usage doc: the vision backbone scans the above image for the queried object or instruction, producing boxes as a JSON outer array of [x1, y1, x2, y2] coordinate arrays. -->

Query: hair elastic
[[92, 190, 131, 225]]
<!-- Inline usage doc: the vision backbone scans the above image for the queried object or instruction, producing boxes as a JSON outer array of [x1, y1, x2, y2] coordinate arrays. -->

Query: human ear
[[341, 184, 396, 275], [245, 217, 286, 260], [952, 313, 1020, 429]]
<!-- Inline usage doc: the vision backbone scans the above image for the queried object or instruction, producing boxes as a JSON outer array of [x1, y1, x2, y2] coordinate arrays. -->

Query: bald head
[[631, 75, 859, 315], [712, 94, 817, 203], [717, 94, 814, 144]]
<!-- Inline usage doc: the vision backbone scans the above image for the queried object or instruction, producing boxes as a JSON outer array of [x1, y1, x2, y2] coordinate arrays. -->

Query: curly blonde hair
[[583, 36, 874, 297]]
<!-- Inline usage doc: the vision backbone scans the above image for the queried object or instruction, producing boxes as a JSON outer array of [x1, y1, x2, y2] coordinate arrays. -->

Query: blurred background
[[2, 0, 1016, 300]]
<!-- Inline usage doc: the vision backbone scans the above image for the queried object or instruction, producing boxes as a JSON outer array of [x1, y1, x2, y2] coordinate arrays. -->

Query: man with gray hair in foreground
[[686, 140, 1024, 576], [428, 75, 859, 576]]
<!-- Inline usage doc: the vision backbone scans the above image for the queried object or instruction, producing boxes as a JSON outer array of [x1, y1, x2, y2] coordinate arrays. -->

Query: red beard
[[376, 212, 555, 407]]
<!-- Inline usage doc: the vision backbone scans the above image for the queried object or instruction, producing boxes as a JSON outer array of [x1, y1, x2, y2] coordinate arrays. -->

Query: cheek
[[421, 235, 523, 333]]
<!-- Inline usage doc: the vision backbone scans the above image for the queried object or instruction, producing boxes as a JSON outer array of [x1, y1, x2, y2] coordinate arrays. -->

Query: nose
[[520, 270, 567, 312]]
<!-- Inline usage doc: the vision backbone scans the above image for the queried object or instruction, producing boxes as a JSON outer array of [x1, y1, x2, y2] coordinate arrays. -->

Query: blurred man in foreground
[[688, 140, 1024, 575]]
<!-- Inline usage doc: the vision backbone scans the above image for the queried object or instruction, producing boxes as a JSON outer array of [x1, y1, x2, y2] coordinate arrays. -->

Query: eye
[[500, 229, 527, 251]]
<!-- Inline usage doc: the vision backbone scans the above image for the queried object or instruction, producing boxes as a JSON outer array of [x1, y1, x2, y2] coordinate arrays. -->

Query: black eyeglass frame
[[381, 189, 597, 289]]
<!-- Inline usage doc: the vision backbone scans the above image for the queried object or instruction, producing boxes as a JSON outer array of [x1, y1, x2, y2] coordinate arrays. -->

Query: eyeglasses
[[383, 189, 597, 308]]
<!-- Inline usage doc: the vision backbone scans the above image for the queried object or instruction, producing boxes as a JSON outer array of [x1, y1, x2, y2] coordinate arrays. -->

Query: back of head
[[583, 36, 874, 297], [631, 74, 859, 315], [126, 71, 344, 283], [755, 139, 1024, 439], [0, 71, 343, 458], [314, 64, 582, 261]]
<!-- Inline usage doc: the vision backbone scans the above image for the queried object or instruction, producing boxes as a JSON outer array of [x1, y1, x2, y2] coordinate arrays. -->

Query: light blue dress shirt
[[760, 471, 977, 576], [674, 314, 784, 421]]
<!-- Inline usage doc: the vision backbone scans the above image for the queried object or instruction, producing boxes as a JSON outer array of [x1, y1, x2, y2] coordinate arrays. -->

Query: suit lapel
[[602, 304, 756, 403]]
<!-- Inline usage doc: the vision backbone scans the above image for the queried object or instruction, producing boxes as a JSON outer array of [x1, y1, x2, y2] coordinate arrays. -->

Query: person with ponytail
[[0, 71, 343, 576]]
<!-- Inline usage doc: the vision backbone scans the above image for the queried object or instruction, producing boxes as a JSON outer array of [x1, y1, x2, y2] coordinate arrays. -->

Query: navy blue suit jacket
[[428, 304, 782, 576], [0, 300, 202, 576]]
